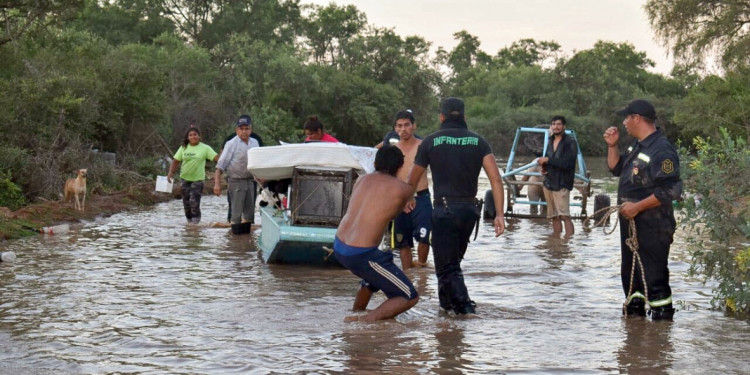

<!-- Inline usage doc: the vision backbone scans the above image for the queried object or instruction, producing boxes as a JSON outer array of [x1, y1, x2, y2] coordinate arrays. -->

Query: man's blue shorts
[[392, 189, 432, 249], [334, 237, 418, 300]]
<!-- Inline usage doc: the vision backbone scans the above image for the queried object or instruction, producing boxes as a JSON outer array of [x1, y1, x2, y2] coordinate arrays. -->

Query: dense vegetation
[[1, 0, 748, 312]]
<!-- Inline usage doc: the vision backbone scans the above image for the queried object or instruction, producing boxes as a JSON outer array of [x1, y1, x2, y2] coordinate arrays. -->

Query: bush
[[0, 171, 27, 210], [0, 145, 31, 185], [680, 128, 750, 314]]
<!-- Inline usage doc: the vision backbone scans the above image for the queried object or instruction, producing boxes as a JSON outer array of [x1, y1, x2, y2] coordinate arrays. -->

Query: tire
[[483, 189, 496, 220], [593, 193, 611, 226]]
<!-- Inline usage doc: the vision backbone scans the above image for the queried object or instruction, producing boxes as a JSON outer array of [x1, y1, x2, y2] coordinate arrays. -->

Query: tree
[[0, 0, 83, 46], [554, 41, 654, 117], [495, 38, 561, 68], [302, 3, 366, 66], [198, 0, 301, 49], [69, 0, 175, 45], [646, 0, 750, 70], [447, 30, 489, 75], [674, 69, 750, 142]]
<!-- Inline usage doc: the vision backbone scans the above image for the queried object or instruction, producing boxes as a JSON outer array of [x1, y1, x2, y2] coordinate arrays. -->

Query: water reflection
[[434, 323, 470, 374], [2, 165, 750, 373], [536, 232, 574, 270], [617, 317, 674, 374]]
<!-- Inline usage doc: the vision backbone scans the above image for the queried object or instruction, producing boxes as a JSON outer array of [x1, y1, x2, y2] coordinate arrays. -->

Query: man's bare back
[[336, 172, 413, 248]]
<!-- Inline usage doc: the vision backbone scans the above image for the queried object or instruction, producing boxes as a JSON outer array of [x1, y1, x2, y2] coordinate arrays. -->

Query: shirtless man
[[334, 146, 418, 322], [391, 110, 432, 269]]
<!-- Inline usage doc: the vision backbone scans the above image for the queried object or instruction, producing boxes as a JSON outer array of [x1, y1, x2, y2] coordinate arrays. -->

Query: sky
[[300, 0, 674, 75]]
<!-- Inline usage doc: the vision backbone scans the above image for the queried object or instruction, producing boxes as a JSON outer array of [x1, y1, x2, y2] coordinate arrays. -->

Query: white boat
[[247, 143, 376, 266]]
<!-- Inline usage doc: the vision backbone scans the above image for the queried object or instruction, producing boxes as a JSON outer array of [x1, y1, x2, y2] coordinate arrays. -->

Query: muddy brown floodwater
[[1, 158, 749, 374]]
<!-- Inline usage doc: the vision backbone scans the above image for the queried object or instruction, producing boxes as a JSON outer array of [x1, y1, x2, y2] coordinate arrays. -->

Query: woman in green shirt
[[167, 128, 219, 223]]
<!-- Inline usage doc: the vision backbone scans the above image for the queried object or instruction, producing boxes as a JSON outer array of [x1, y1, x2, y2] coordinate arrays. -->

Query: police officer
[[604, 99, 682, 320], [407, 97, 506, 315]]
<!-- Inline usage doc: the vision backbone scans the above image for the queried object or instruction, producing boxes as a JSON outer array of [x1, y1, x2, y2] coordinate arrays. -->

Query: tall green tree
[[674, 69, 750, 141], [302, 3, 366, 67], [495, 38, 561, 68], [646, 0, 750, 70], [447, 30, 489, 75], [554, 41, 654, 117], [0, 0, 83, 46], [69, 0, 175, 45]]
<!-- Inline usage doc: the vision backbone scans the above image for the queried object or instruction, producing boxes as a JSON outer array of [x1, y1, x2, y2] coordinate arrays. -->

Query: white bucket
[[155, 176, 173, 193]]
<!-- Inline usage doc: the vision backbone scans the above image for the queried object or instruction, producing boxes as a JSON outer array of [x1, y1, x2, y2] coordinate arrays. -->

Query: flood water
[[1, 158, 749, 374]]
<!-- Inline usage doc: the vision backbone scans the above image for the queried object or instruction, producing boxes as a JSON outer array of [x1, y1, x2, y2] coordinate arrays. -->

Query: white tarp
[[247, 143, 376, 180]]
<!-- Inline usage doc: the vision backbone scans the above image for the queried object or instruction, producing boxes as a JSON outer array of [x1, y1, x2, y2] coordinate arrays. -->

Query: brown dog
[[64, 169, 87, 211]]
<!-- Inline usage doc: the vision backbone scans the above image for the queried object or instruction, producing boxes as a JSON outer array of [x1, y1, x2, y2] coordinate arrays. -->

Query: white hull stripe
[[369, 261, 412, 298]]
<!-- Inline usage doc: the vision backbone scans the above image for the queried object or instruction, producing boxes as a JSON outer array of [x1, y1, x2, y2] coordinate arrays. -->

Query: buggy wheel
[[483, 189, 496, 220], [593, 193, 611, 226]]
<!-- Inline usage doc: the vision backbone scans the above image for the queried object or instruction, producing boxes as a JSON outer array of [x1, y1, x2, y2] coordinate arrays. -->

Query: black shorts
[[391, 190, 432, 249]]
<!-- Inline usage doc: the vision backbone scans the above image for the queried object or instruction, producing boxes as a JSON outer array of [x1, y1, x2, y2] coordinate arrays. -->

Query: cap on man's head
[[615, 99, 656, 121], [236, 114, 252, 127], [440, 97, 465, 118]]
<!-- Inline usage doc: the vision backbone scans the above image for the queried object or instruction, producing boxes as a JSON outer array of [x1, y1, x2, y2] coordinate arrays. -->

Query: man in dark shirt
[[406, 97, 506, 315], [537, 115, 577, 235], [604, 99, 682, 320]]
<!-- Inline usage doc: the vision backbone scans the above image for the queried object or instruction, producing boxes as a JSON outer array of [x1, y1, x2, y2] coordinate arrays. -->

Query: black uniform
[[414, 118, 492, 314], [610, 129, 682, 314]]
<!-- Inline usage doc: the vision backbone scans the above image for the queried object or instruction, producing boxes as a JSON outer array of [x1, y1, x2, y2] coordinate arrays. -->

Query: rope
[[288, 180, 352, 218], [584, 204, 650, 315], [289, 183, 323, 218], [322, 246, 334, 261]]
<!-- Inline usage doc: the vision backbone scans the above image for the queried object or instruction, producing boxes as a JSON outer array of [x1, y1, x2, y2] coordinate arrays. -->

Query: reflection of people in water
[[617, 318, 674, 373], [334, 146, 419, 322], [434, 325, 470, 372], [536, 232, 573, 269]]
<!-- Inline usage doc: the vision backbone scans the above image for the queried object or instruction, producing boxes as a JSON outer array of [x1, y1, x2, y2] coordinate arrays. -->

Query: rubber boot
[[649, 304, 676, 320], [455, 300, 477, 315], [624, 300, 646, 316]]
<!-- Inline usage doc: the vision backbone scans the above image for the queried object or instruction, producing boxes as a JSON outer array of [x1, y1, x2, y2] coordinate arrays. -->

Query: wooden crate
[[290, 166, 358, 227]]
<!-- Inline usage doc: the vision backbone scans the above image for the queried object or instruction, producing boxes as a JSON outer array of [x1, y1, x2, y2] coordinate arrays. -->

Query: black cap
[[237, 114, 252, 126], [440, 97, 465, 118], [615, 99, 656, 121]]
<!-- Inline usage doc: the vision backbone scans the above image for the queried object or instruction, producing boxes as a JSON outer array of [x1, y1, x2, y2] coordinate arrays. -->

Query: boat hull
[[258, 206, 342, 267]]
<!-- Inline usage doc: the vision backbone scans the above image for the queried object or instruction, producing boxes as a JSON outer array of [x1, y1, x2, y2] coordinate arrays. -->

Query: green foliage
[[70, 0, 175, 45], [0, 0, 84, 46], [0, 171, 26, 210], [0, 145, 31, 186], [248, 106, 301, 145], [0, 217, 41, 240], [495, 38, 561, 68], [673, 68, 750, 142], [303, 3, 366, 66], [646, 0, 750, 70], [680, 128, 750, 313]]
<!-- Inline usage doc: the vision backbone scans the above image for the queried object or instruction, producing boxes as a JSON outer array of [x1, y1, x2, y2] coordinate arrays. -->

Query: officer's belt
[[433, 196, 477, 206]]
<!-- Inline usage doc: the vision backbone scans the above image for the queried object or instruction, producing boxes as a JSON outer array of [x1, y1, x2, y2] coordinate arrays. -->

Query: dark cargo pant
[[620, 209, 675, 308], [181, 180, 204, 223], [431, 202, 480, 312]]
